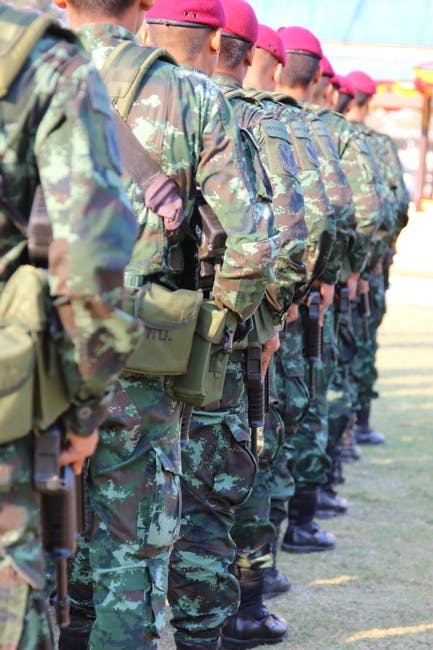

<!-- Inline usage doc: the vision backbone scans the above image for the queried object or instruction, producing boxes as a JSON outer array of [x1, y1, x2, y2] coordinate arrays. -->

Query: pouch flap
[[130, 283, 203, 330], [0, 326, 34, 395], [195, 301, 235, 343]]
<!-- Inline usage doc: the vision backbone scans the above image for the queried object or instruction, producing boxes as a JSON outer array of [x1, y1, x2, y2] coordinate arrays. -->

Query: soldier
[[147, 0, 305, 647], [0, 3, 140, 648], [243, 24, 339, 563], [344, 70, 409, 446], [145, 1, 304, 647], [55, 0, 280, 648], [267, 25, 356, 554]]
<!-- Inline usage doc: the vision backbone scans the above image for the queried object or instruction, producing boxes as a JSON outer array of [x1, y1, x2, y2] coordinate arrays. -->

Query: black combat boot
[[281, 486, 336, 553], [355, 404, 385, 445], [316, 486, 349, 519], [262, 529, 291, 600], [58, 626, 90, 650], [221, 567, 288, 648]]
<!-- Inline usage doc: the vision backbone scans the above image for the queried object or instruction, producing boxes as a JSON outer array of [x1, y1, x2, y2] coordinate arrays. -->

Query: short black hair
[[335, 92, 352, 114], [280, 51, 319, 88], [353, 90, 371, 108], [219, 35, 253, 70], [69, 0, 135, 16]]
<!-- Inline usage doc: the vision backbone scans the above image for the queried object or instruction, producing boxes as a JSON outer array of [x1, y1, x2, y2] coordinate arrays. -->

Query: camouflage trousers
[[0, 435, 54, 650], [350, 271, 386, 410], [327, 304, 358, 475], [232, 402, 287, 571], [168, 353, 256, 645], [271, 319, 309, 529], [64, 375, 182, 649], [291, 309, 337, 488]]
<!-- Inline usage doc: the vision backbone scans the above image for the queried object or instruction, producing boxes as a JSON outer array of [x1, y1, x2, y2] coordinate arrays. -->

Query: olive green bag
[[168, 300, 238, 406], [0, 265, 70, 444], [123, 282, 203, 376]]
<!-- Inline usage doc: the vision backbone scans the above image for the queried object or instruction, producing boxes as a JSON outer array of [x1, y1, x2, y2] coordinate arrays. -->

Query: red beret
[[320, 56, 334, 78], [256, 24, 286, 65], [333, 74, 355, 97], [277, 26, 323, 59], [221, 0, 259, 44], [146, 0, 226, 29], [346, 70, 377, 96]]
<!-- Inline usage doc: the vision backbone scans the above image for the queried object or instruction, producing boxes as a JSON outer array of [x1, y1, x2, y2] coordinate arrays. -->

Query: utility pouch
[[168, 300, 237, 406], [123, 281, 203, 376], [0, 265, 69, 444]]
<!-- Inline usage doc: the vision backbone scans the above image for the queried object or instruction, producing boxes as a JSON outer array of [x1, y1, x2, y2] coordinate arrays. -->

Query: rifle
[[358, 290, 371, 341], [334, 285, 350, 338], [34, 425, 82, 628], [305, 290, 321, 401], [246, 345, 264, 459]]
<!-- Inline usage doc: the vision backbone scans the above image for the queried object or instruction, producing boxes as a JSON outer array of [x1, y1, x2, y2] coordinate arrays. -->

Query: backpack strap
[[100, 42, 177, 120], [0, 6, 73, 98]]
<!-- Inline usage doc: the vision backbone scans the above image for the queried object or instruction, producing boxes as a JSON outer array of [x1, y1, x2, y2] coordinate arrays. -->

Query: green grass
[[267, 302, 433, 650]]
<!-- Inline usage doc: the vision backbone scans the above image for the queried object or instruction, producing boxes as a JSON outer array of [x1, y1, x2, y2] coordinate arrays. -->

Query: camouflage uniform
[[168, 72, 307, 646], [313, 108, 383, 474], [348, 123, 402, 416], [0, 6, 139, 649], [62, 24, 279, 650]]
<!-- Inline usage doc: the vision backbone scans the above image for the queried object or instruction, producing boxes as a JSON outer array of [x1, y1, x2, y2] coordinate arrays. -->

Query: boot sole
[[281, 542, 335, 553], [221, 632, 287, 648], [315, 509, 347, 519]]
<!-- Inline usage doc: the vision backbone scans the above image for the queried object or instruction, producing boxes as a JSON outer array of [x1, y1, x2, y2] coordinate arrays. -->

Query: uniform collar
[[77, 23, 138, 50], [212, 72, 242, 91]]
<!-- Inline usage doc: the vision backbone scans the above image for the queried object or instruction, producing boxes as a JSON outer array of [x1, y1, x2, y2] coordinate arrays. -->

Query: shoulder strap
[[0, 6, 73, 98], [100, 41, 177, 120]]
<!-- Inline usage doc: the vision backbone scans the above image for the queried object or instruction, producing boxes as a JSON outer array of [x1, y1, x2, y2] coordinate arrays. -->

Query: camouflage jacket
[[255, 91, 337, 286], [351, 121, 399, 273], [213, 73, 307, 314], [315, 107, 383, 274], [78, 25, 280, 321], [0, 5, 140, 435], [299, 100, 356, 284], [375, 132, 410, 238]]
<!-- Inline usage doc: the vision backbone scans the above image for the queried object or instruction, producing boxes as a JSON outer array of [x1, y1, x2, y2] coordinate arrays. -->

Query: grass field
[[268, 300, 433, 650]]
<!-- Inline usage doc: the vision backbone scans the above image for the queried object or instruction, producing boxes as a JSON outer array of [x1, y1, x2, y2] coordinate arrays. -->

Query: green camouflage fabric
[[0, 6, 139, 649], [300, 101, 356, 285], [168, 414, 256, 646], [291, 308, 337, 487], [349, 270, 385, 411], [214, 73, 308, 314], [374, 132, 410, 239], [259, 91, 337, 286], [79, 26, 280, 321], [60, 22, 281, 649], [316, 107, 383, 275], [231, 357, 290, 573]]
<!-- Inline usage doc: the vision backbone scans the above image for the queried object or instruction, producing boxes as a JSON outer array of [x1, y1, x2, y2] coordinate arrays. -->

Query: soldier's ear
[[245, 44, 256, 68], [53, 0, 67, 8], [209, 28, 221, 55], [273, 62, 282, 84]]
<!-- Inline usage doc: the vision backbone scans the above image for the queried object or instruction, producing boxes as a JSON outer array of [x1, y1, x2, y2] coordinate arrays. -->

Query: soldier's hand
[[285, 303, 299, 323], [59, 430, 99, 475], [261, 329, 280, 377], [316, 282, 335, 325], [347, 272, 360, 301], [358, 278, 369, 295]]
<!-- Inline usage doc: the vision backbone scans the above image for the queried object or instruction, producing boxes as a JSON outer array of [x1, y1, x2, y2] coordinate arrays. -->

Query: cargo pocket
[[209, 435, 256, 511], [138, 445, 181, 549]]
